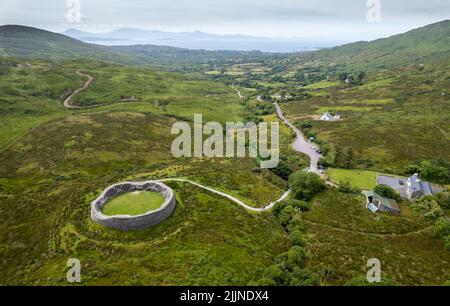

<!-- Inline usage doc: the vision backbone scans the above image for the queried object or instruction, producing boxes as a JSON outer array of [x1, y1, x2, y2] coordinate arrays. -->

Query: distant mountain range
[[63, 28, 266, 41], [0, 25, 274, 70], [62, 28, 341, 52], [0, 20, 449, 70]]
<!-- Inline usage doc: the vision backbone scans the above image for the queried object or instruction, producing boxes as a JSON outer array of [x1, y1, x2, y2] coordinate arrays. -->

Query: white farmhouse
[[321, 112, 333, 121], [320, 112, 341, 121]]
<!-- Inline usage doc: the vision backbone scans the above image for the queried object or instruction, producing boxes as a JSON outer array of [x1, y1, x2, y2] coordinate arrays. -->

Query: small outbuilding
[[363, 190, 400, 214]]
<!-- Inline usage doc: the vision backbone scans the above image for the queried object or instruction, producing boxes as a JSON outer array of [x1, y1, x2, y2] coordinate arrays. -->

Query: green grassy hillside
[[296, 20, 450, 70], [0, 25, 138, 64], [304, 189, 450, 285], [0, 58, 243, 152], [0, 112, 288, 285], [283, 59, 450, 172], [0, 50, 288, 285]]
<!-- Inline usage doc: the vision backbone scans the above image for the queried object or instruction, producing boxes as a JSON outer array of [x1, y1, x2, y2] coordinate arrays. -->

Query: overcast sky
[[0, 0, 449, 41]]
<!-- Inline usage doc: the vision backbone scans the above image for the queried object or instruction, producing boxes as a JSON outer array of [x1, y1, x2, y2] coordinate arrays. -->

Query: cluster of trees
[[243, 96, 275, 123], [411, 194, 448, 220], [333, 146, 354, 169], [243, 104, 262, 123], [289, 171, 326, 201], [433, 217, 450, 251], [411, 192, 450, 250], [253, 100, 275, 115], [295, 121, 356, 170], [338, 71, 366, 86], [0, 59, 19, 67], [270, 154, 308, 181], [317, 144, 354, 169], [421, 193, 450, 251], [270, 75, 286, 83], [404, 160, 450, 184], [251, 170, 327, 286], [292, 65, 333, 84], [251, 198, 319, 286], [270, 159, 294, 181], [293, 71, 326, 83]]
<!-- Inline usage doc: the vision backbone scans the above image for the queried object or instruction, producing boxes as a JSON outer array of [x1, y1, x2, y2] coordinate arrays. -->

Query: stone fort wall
[[91, 181, 175, 231]]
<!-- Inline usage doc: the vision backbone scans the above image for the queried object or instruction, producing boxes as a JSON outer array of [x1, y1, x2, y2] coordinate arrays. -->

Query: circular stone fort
[[91, 181, 175, 231]]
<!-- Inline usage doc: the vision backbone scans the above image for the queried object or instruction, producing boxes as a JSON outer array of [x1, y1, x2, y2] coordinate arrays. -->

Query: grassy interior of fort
[[102, 191, 166, 216]]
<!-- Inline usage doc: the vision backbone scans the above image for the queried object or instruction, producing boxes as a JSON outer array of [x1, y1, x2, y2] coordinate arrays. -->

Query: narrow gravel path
[[63, 70, 95, 109], [233, 87, 244, 99], [158, 178, 290, 212], [60, 77, 291, 214]]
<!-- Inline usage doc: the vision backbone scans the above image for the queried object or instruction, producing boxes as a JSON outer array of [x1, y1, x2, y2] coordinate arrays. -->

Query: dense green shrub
[[433, 218, 450, 251], [374, 184, 401, 201], [289, 268, 320, 286], [289, 171, 325, 201], [333, 146, 354, 169], [435, 193, 450, 209], [283, 199, 310, 211], [277, 205, 297, 227], [433, 218, 450, 237], [338, 181, 362, 194], [405, 160, 450, 184], [255, 194, 319, 286], [255, 246, 319, 286], [289, 229, 306, 247], [287, 213, 306, 233], [270, 159, 293, 180], [282, 246, 306, 267], [411, 196, 444, 220]]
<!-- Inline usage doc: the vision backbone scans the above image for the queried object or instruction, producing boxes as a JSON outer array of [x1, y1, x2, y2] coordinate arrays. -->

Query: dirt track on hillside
[[63, 71, 95, 109]]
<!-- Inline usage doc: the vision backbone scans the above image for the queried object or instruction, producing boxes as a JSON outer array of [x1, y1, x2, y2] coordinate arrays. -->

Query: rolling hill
[[0, 25, 268, 70], [295, 20, 450, 70], [0, 25, 137, 64]]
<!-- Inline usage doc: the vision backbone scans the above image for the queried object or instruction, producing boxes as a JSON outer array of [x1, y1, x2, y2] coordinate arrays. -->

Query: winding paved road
[[257, 95, 322, 173], [274, 102, 322, 173], [161, 94, 329, 213]]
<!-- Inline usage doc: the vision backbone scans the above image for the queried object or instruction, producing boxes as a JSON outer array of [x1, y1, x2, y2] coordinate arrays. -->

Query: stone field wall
[[91, 181, 175, 231]]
